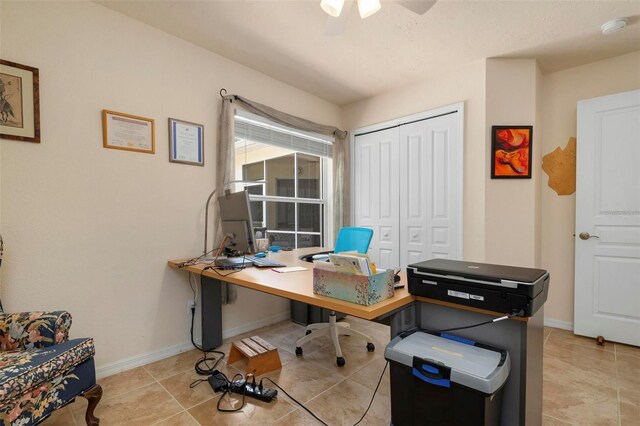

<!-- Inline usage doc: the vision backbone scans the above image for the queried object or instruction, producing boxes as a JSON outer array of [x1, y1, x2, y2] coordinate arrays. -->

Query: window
[[234, 111, 333, 249]]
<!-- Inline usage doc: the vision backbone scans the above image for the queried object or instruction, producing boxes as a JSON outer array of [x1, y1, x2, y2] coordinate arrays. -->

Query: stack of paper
[[324, 252, 374, 276]]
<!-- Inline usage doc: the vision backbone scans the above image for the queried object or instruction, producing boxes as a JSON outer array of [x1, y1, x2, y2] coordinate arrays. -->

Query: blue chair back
[[334, 227, 373, 254]]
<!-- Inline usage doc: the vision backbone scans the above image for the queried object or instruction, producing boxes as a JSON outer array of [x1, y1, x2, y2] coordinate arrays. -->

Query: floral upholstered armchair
[[0, 304, 102, 425]]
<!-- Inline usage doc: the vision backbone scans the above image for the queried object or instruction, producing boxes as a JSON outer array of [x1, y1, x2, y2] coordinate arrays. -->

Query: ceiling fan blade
[[397, 0, 437, 15], [324, 0, 353, 36]]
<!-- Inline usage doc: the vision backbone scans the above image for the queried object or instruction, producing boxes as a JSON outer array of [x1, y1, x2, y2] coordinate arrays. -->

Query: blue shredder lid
[[384, 332, 510, 394]]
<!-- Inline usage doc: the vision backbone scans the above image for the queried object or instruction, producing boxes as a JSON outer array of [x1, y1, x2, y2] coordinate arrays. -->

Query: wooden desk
[[168, 247, 414, 349]]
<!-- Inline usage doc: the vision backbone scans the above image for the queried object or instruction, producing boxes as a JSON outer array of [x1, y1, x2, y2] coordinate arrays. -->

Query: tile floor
[[44, 318, 639, 425]]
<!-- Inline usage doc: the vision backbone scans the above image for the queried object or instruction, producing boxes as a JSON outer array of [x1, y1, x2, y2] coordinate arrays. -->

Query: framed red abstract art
[[491, 126, 533, 179]]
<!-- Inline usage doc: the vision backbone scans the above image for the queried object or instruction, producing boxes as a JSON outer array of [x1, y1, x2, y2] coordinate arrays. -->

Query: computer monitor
[[218, 189, 256, 254]]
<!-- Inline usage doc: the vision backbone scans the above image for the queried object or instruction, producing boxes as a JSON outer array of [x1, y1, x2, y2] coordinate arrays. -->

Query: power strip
[[229, 379, 277, 402]]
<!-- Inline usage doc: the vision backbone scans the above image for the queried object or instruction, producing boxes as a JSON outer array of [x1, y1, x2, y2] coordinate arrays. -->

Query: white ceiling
[[100, 0, 640, 106]]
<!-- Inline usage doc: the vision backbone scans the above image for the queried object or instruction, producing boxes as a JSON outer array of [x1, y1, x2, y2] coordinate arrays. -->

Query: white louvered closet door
[[353, 127, 400, 269]]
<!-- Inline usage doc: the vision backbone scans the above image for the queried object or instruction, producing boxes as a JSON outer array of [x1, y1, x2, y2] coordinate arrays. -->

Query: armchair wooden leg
[[81, 384, 102, 426]]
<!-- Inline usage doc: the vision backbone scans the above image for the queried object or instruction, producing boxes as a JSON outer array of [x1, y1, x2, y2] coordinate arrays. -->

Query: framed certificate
[[102, 109, 155, 154], [168, 118, 204, 166]]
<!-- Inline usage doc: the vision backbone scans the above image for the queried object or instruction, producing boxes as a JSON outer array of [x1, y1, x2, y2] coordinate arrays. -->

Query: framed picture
[[0, 59, 40, 143], [102, 109, 155, 154], [491, 125, 533, 179], [168, 118, 204, 166]]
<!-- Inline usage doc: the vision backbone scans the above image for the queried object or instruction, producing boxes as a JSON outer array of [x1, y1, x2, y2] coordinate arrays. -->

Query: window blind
[[234, 111, 333, 158]]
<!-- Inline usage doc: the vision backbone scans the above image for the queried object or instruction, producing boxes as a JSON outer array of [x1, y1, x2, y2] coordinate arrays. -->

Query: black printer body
[[407, 259, 549, 317]]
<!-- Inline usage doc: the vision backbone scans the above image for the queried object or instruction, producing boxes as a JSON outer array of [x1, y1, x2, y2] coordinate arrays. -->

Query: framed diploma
[[102, 109, 155, 154], [0, 59, 40, 143], [168, 118, 204, 166]]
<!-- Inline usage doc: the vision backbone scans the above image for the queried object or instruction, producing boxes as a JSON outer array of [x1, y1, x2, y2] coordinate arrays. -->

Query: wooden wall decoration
[[542, 137, 576, 195]]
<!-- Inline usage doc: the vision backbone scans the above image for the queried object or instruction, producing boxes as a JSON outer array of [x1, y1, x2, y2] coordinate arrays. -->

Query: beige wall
[[343, 61, 488, 262], [2, 1, 638, 375], [342, 59, 542, 268], [484, 59, 541, 268], [0, 1, 341, 371], [540, 51, 640, 325], [344, 52, 640, 327]]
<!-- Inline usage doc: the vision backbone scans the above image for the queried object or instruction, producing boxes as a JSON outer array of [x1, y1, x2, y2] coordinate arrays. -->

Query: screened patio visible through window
[[233, 110, 333, 249]]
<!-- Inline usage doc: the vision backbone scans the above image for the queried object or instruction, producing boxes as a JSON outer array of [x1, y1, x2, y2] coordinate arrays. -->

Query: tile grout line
[[614, 344, 621, 426], [68, 380, 165, 426], [67, 403, 78, 426], [88, 322, 387, 426], [301, 374, 388, 424], [68, 372, 160, 423], [265, 399, 299, 424], [270, 327, 385, 424], [102, 367, 160, 399], [544, 413, 575, 425], [272, 408, 303, 424], [150, 366, 203, 425]]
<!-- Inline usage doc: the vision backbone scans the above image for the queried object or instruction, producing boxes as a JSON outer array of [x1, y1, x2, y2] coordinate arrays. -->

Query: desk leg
[[383, 302, 420, 339], [201, 276, 223, 350]]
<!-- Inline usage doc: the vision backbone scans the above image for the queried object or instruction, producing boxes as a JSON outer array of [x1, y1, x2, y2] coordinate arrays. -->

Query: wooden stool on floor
[[227, 335, 282, 376]]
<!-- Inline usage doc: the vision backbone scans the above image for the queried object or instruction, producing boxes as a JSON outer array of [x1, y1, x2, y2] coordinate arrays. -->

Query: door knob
[[579, 232, 599, 240]]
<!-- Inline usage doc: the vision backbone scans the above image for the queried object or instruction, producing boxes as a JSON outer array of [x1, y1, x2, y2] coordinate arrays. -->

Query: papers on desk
[[272, 266, 308, 273], [322, 253, 376, 276]]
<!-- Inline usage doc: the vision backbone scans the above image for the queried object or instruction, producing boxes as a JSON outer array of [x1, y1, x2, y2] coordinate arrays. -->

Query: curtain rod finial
[[219, 88, 227, 98]]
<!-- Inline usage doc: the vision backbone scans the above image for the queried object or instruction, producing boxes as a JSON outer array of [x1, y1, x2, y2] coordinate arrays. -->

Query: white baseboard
[[544, 318, 573, 331], [96, 310, 291, 379], [96, 340, 194, 379]]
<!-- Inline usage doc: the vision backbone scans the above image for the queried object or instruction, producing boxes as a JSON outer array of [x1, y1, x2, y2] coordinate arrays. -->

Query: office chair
[[295, 227, 375, 367]]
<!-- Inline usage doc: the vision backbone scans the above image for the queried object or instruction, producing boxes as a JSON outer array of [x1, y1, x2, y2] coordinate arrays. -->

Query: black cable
[[259, 358, 388, 426], [433, 314, 513, 334], [188, 299, 225, 383], [217, 373, 246, 413], [187, 267, 246, 387], [188, 272, 197, 298], [176, 247, 218, 268], [353, 361, 388, 426], [177, 233, 233, 269], [259, 377, 329, 426], [205, 265, 245, 277]]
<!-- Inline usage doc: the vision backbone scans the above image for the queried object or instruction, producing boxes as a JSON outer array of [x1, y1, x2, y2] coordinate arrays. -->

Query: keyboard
[[245, 256, 286, 268], [214, 256, 286, 268]]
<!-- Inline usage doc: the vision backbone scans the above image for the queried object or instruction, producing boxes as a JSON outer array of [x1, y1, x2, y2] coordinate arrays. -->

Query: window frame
[[239, 150, 331, 249]]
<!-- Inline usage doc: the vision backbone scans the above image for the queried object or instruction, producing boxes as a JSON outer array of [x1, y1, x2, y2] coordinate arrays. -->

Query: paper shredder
[[385, 331, 510, 426]]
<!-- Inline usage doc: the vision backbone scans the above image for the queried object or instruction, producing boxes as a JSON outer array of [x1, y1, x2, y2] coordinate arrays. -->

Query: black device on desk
[[407, 259, 549, 317], [215, 256, 286, 268]]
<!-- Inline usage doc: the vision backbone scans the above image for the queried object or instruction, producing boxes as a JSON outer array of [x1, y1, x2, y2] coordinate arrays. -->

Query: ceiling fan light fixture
[[321, 0, 345, 17], [357, 0, 381, 18]]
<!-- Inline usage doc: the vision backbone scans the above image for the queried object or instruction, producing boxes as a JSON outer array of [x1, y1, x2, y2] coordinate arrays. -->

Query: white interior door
[[399, 113, 461, 268], [575, 89, 640, 346], [353, 127, 400, 269]]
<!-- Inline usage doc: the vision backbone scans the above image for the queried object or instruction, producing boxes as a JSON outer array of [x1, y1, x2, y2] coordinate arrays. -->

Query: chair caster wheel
[[295, 347, 303, 356], [336, 357, 345, 367], [367, 342, 375, 352], [305, 330, 311, 335]]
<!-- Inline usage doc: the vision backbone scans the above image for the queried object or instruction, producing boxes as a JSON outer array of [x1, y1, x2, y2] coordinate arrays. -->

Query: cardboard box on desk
[[312, 268, 395, 306]]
